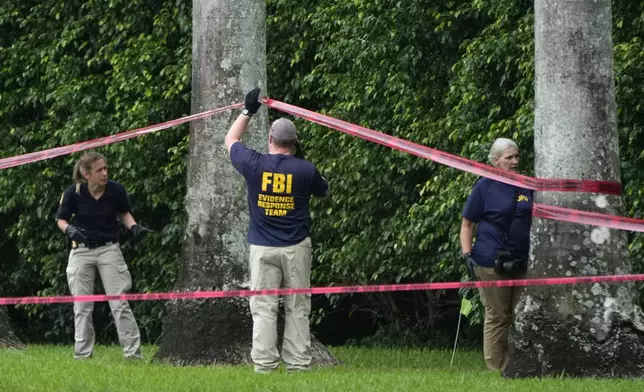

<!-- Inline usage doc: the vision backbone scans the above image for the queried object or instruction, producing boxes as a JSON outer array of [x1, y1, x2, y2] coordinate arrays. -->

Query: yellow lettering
[[286, 174, 293, 193], [273, 173, 286, 193], [258, 193, 297, 212], [261, 172, 272, 192], [264, 208, 288, 216], [260, 175, 294, 194]]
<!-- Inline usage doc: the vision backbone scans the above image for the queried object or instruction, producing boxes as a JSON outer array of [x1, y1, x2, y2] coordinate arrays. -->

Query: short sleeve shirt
[[56, 180, 131, 243], [462, 178, 533, 267], [230, 142, 329, 246]]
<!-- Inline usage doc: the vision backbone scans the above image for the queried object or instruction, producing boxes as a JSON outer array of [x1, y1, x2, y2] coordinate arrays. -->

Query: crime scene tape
[[533, 204, 644, 232], [263, 99, 622, 195], [2, 273, 643, 305], [0, 103, 243, 171], [263, 98, 644, 231], [0, 98, 621, 195]]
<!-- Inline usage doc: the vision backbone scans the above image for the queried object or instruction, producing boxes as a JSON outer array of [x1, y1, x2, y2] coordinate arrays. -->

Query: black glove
[[244, 87, 262, 115], [462, 252, 478, 281], [130, 224, 152, 239], [65, 225, 87, 243]]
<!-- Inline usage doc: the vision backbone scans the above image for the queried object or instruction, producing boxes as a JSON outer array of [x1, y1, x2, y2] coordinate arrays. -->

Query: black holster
[[493, 250, 527, 276]]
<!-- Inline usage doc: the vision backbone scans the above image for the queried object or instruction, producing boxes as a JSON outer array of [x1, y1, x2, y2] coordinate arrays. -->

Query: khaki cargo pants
[[474, 266, 525, 371], [249, 237, 312, 372], [66, 242, 142, 359]]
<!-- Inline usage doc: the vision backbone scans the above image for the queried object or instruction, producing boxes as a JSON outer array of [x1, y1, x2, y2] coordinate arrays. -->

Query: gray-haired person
[[56, 151, 150, 360], [225, 88, 329, 373], [459, 138, 533, 371]]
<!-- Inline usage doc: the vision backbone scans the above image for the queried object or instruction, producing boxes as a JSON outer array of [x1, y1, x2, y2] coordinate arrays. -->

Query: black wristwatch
[[242, 108, 251, 117], [461, 252, 471, 260]]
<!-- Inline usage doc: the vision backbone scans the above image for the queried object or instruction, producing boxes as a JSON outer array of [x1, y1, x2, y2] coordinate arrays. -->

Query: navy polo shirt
[[462, 178, 533, 268], [56, 180, 131, 243], [230, 142, 329, 246]]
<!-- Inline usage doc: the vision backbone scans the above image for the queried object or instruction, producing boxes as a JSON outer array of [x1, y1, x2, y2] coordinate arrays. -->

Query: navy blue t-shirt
[[462, 178, 533, 268], [230, 142, 329, 246]]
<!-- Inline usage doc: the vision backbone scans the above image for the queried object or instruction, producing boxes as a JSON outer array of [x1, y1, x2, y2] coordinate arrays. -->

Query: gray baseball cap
[[269, 118, 298, 142]]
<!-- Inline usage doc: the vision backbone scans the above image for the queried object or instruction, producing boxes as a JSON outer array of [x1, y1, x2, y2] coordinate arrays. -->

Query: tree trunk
[[154, 0, 338, 366], [0, 307, 25, 349], [504, 0, 644, 378]]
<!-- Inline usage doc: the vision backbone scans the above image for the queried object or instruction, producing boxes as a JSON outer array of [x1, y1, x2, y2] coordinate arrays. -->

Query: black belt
[[77, 241, 116, 249]]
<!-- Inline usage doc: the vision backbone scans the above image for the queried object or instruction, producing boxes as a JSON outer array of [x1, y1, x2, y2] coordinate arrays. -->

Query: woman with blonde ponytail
[[55, 151, 150, 360]]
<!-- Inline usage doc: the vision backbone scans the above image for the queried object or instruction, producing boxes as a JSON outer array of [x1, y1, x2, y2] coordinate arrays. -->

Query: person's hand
[[461, 252, 478, 281], [130, 224, 152, 239], [65, 225, 87, 243], [244, 87, 262, 115]]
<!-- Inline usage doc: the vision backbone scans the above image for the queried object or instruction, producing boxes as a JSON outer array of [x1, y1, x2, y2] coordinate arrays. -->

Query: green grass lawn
[[0, 345, 641, 391]]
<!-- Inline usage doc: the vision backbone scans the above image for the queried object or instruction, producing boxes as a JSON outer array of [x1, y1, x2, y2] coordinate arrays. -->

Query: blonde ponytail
[[72, 160, 84, 184]]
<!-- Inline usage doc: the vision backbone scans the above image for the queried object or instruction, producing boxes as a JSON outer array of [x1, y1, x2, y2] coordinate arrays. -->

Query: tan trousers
[[474, 266, 525, 371], [66, 242, 142, 359], [249, 237, 312, 372]]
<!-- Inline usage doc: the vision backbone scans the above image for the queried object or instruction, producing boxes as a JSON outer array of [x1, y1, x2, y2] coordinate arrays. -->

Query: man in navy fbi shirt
[[225, 88, 328, 374]]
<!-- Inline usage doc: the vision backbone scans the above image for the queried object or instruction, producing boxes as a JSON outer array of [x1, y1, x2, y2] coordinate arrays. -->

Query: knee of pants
[[485, 309, 511, 325], [109, 300, 131, 314], [284, 295, 311, 318], [250, 297, 279, 318], [74, 302, 94, 316]]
